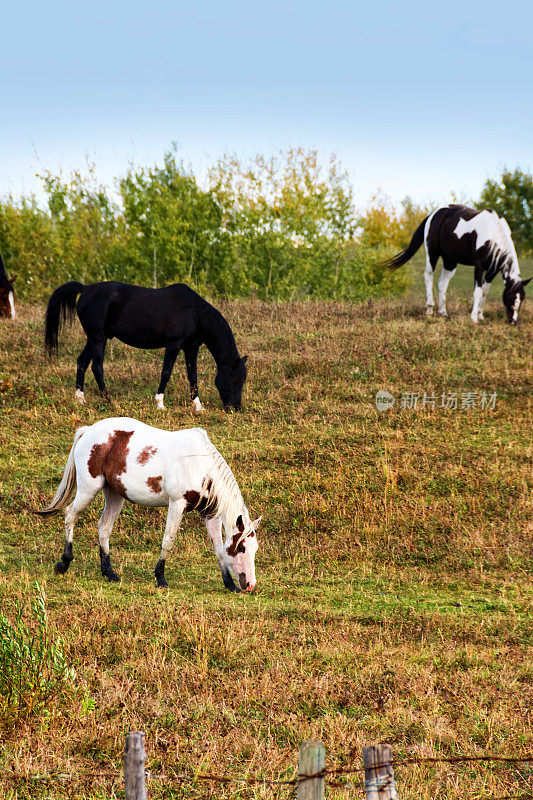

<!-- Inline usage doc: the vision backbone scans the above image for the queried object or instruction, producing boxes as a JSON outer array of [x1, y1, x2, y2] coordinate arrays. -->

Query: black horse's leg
[[75, 341, 92, 404], [183, 342, 203, 411], [155, 340, 183, 410], [89, 337, 110, 400]]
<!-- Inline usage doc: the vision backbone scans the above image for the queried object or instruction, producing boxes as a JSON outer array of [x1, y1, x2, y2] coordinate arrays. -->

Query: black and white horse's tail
[[45, 281, 85, 356], [383, 215, 430, 269], [32, 427, 87, 516]]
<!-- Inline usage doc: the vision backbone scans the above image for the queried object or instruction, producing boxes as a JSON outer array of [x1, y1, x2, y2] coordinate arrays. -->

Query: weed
[[0, 583, 75, 722]]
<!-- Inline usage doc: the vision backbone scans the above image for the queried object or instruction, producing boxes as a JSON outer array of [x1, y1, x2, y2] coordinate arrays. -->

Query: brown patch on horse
[[184, 490, 201, 511], [87, 430, 134, 498], [137, 446, 157, 465], [183, 479, 218, 517], [146, 475, 163, 493], [226, 530, 246, 558]]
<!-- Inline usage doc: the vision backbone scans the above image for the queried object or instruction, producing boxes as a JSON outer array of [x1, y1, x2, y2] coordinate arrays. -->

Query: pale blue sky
[[1, 0, 531, 208]]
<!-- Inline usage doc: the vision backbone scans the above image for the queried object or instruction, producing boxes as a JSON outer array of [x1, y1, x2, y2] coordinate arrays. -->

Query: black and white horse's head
[[502, 278, 530, 324], [0, 255, 16, 319], [215, 355, 248, 411]]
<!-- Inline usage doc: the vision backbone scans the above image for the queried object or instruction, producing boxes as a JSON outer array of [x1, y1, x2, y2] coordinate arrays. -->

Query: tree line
[[0, 148, 530, 302]]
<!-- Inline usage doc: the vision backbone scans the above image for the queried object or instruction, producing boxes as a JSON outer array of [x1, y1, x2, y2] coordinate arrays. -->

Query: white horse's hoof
[[75, 389, 85, 404], [470, 315, 479, 324], [439, 309, 448, 318], [155, 393, 166, 410], [426, 306, 434, 316]]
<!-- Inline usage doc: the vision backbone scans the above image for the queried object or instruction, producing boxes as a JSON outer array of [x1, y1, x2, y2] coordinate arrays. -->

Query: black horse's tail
[[45, 281, 84, 356], [383, 215, 430, 269]]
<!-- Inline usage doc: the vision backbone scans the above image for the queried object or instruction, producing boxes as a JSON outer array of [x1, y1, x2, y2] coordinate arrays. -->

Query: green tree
[[478, 168, 533, 255], [208, 148, 389, 299], [41, 165, 123, 284], [357, 192, 432, 252], [119, 151, 224, 289], [0, 147, 411, 301]]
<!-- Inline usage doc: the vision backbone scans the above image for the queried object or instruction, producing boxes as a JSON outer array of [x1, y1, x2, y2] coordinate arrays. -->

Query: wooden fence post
[[363, 744, 398, 799], [124, 731, 147, 800], [298, 740, 325, 800]]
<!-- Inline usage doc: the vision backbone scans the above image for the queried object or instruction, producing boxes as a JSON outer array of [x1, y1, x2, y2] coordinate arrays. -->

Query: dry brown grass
[[0, 293, 532, 799]]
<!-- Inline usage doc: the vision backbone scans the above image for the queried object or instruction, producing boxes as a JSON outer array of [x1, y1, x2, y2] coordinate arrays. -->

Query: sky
[[1, 0, 532, 210]]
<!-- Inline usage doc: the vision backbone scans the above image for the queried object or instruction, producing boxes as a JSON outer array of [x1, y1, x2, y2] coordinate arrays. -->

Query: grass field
[[0, 282, 531, 799]]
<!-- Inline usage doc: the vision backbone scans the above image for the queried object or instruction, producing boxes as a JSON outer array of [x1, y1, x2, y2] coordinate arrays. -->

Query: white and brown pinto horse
[[34, 418, 261, 592], [0, 253, 16, 319], [386, 205, 530, 323]]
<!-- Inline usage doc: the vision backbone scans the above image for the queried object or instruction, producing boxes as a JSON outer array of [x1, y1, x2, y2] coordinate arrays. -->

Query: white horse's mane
[[489, 214, 520, 282], [197, 445, 246, 528]]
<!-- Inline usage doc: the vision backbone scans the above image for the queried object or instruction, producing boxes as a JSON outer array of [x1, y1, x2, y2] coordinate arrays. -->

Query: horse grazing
[[45, 281, 248, 411], [385, 205, 530, 323], [33, 417, 261, 591], [0, 253, 16, 319]]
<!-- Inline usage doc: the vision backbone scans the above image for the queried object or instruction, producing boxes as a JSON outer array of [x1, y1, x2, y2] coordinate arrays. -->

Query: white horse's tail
[[32, 426, 88, 516]]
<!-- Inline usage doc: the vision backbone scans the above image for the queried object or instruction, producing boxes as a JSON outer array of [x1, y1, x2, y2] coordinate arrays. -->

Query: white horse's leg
[[471, 285, 483, 323], [424, 252, 436, 315], [154, 497, 187, 587], [438, 267, 456, 317], [205, 517, 238, 592], [98, 486, 125, 582], [477, 281, 491, 320], [55, 482, 103, 575]]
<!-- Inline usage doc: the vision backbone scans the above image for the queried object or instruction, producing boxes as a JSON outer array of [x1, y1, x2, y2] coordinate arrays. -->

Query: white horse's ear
[[251, 516, 262, 530]]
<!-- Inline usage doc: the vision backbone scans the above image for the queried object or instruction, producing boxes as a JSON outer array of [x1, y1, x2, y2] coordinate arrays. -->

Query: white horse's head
[[224, 513, 261, 592]]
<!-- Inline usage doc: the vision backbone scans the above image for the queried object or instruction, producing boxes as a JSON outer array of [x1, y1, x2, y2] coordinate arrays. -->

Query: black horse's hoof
[[54, 561, 69, 575], [104, 571, 120, 582], [156, 577, 169, 588]]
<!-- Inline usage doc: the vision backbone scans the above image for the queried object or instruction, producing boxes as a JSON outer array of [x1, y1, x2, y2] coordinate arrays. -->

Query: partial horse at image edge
[[32, 417, 261, 592], [0, 253, 16, 319], [44, 280, 248, 411], [384, 204, 530, 323]]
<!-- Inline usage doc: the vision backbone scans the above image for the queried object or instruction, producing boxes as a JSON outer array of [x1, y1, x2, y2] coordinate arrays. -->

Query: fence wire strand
[[1, 750, 532, 793]]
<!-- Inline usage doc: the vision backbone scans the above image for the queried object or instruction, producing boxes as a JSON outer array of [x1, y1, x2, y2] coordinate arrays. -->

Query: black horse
[[0, 253, 16, 319], [45, 281, 248, 411], [385, 205, 530, 323]]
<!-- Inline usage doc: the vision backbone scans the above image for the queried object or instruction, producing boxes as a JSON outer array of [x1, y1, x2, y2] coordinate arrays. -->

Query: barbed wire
[[1, 750, 532, 790]]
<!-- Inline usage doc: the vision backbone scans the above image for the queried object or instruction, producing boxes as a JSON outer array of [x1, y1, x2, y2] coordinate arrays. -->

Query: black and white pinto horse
[[45, 281, 248, 411], [0, 253, 16, 319], [33, 417, 261, 591], [386, 205, 530, 323]]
